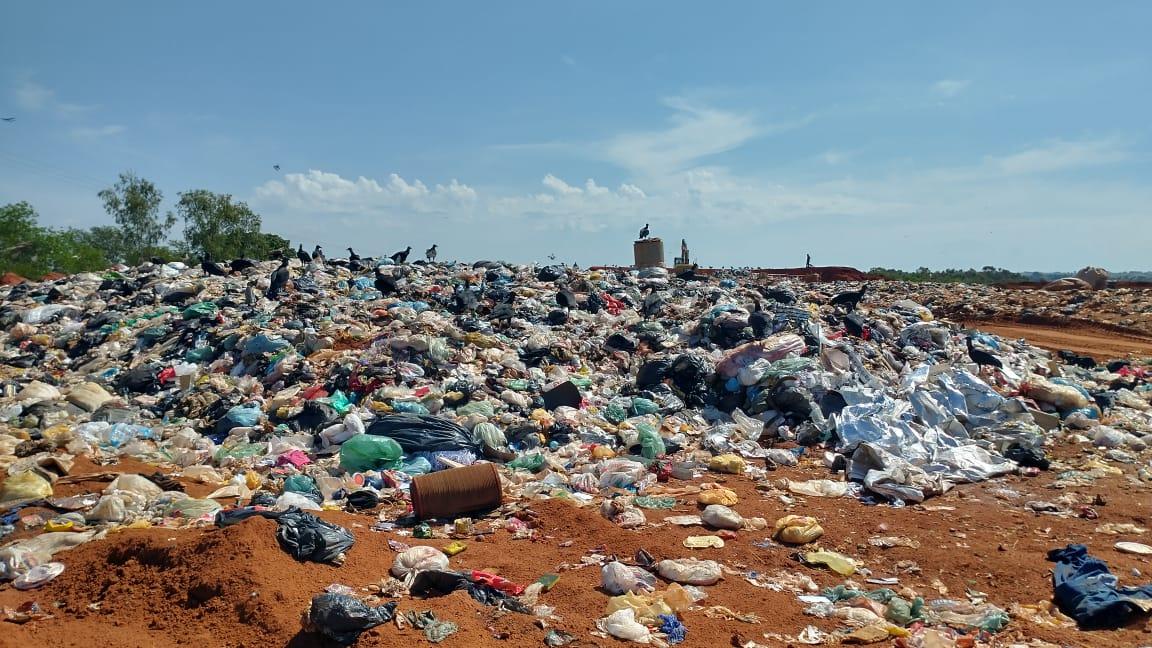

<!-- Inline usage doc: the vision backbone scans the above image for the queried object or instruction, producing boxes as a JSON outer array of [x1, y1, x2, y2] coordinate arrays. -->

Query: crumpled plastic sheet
[[307, 593, 397, 645]]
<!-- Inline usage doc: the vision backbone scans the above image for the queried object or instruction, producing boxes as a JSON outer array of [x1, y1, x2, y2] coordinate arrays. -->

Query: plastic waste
[[339, 434, 403, 472], [597, 608, 653, 643], [1, 471, 53, 502], [657, 558, 722, 585], [701, 505, 743, 530], [707, 454, 745, 474], [306, 593, 397, 645], [392, 546, 451, 579], [774, 515, 825, 544], [601, 560, 657, 594]]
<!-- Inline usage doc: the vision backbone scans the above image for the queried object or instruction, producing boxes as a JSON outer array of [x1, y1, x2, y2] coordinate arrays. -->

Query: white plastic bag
[[104, 474, 163, 498], [274, 491, 321, 511], [597, 608, 652, 643], [701, 504, 743, 530], [601, 561, 656, 595], [657, 558, 722, 585], [391, 545, 450, 579]]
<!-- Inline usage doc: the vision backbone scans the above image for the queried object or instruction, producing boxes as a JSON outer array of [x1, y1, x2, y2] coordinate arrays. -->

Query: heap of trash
[[1, 257, 1150, 646]]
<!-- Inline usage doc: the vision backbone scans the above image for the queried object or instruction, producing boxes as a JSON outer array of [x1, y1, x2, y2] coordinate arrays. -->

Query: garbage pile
[[1, 258, 1151, 645]]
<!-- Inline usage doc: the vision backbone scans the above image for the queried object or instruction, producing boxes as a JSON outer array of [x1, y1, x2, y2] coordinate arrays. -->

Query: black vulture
[[230, 258, 257, 272], [426, 244, 438, 262], [638, 223, 650, 239], [201, 255, 228, 277], [556, 288, 577, 310], [966, 337, 1003, 370], [297, 244, 312, 264], [266, 258, 290, 299], [749, 299, 769, 337], [312, 245, 325, 264], [347, 247, 360, 262], [829, 284, 868, 310], [391, 246, 412, 264]]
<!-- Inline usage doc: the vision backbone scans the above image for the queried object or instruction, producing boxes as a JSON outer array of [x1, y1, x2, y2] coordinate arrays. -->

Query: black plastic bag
[[345, 490, 380, 510], [293, 400, 341, 433], [605, 333, 637, 353], [276, 510, 355, 564], [117, 363, 162, 394], [636, 359, 672, 388], [366, 414, 479, 453], [536, 265, 565, 282], [541, 381, 582, 411], [408, 570, 520, 608], [1006, 444, 1051, 470], [307, 593, 397, 645]]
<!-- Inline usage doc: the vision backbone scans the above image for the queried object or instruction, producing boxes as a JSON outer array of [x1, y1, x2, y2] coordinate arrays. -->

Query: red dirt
[[2, 438, 1150, 647], [968, 321, 1152, 360]]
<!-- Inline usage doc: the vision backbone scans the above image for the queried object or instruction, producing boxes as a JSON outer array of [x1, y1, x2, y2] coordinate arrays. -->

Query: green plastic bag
[[284, 474, 320, 496], [182, 302, 219, 320], [324, 390, 353, 415], [213, 442, 267, 463], [637, 423, 666, 460], [339, 434, 403, 472], [507, 452, 546, 473], [457, 401, 495, 417], [603, 402, 628, 425], [630, 398, 659, 416], [185, 347, 215, 363]]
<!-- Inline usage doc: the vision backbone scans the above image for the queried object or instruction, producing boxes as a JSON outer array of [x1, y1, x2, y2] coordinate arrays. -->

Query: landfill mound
[[1, 258, 1151, 647]]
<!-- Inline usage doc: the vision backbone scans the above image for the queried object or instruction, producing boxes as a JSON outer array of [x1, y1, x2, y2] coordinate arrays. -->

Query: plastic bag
[[597, 608, 652, 643], [275, 492, 322, 511], [601, 561, 657, 595], [366, 414, 479, 453], [339, 434, 403, 472], [657, 558, 722, 585], [276, 510, 355, 564], [701, 505, 743, 530], [472, 422, 507, 449], [708, 454, 745, 474], [164, 498, 222, 519], [307, 593, 397, 645], [637, 424, 666, 460], [105, 474, 163, 498], [773, 515, 825, 544], [697, 488, 738, 506], [392, 546, 450, 579], [1, 471, 53, 502]]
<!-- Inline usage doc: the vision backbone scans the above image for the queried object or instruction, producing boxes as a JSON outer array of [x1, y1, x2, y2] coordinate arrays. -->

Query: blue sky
[[2, 2, 1149, 270]]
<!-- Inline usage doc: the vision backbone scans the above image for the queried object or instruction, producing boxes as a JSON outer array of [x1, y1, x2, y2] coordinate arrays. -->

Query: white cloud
[[600, 97, 767, 176], [986, 138, 1129, 175], [819, 150, 852, 165], [69, 125, 125, 140], [254, 169, 477, 218], [13, 80, 96, 116], [542, 173, 581, 195], [933, 79, 971, 97]]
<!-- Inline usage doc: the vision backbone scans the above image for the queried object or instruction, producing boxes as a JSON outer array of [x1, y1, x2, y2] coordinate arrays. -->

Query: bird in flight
[[273, 164, 280, 171], [1, 117, 15, 122]]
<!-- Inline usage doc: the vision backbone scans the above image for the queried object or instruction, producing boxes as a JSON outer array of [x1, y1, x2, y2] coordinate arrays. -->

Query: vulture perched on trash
[[266, 258, 290, 299], [426, 244, 438, 262], [391, 246, 412, 264], [200, 255, 228, 277], [829, 284, 868, 310], [297, 244, 312, 264], [966, 337, 1003, 370], [749, 299, 769, 338], [374, 267, 398, 295], [230, 258, 257, 272]]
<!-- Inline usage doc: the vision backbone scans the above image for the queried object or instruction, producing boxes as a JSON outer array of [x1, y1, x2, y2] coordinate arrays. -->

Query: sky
[[1, 2, 1150, 270]]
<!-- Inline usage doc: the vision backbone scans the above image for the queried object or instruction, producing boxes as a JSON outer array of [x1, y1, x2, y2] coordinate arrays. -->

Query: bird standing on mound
[[426, 244, 438, 262], [829, 284, 868, 311], [638, 223, 650, 240], [229, 258, 257, 272], [347, 247, 360, 262], [297, 244, 312, 264], [266, 258, 290, 299], [391, 246, 412, 264], [966, 337, 1003, 371], [312, 245, 325, 265], [201, 255, 228, 277], [749, 299, 769, 338]]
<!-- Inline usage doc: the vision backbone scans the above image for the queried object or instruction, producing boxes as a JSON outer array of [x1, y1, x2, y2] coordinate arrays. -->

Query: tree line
[[868, 266, 1027, 284], [1, 171, 289, 279]]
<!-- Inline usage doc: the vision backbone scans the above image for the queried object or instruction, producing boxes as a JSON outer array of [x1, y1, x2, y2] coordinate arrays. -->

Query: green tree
[[98, 172, 173, 263], [0, 202, 108, 278], [76, 225, 127, 264], [174, 189, 285, 259]]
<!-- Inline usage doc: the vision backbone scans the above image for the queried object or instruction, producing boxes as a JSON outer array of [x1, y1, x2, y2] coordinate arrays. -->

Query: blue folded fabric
[[1047, 543, 1152, 628]]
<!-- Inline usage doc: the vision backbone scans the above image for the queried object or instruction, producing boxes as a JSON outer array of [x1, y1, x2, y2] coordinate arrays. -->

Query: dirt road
[[969, 321, 1152, 360]]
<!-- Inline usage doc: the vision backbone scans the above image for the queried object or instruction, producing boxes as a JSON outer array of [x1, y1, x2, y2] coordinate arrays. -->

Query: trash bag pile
[[1, 257, 1151, 641]]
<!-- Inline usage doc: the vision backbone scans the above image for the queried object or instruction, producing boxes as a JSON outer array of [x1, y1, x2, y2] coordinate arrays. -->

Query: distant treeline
[[867, 266, 1027, 284]]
